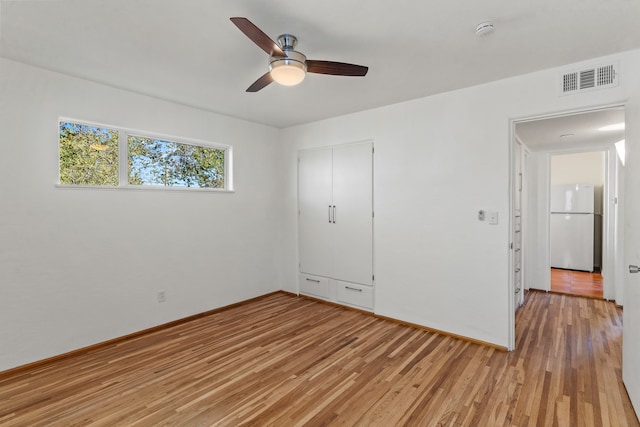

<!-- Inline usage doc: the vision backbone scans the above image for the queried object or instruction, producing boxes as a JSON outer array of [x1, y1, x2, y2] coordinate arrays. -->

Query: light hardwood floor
[[1, 291, 638, 426], [550, 268, 604, 299]]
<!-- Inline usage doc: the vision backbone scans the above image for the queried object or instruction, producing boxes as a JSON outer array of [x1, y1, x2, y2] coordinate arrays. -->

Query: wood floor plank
[[551, 268, 603, 299], [0, 291, 638, 426]]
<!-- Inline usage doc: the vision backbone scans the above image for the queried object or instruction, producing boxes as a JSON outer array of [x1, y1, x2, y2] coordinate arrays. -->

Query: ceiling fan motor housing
[[269, 50, 307, 68]]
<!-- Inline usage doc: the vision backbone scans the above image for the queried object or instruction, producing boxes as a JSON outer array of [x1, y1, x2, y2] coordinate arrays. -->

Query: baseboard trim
[[297, 293, 508, 352], [373, 314, 508, 352], [0, 291, 287, 379]]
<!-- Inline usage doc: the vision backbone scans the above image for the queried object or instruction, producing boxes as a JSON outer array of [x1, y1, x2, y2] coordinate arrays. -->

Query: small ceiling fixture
[[476, 21, 495, 37]]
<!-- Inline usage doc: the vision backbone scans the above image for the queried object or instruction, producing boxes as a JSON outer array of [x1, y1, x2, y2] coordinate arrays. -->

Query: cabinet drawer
[[336, 280, 373, 310], [299, 274, 330, 299]]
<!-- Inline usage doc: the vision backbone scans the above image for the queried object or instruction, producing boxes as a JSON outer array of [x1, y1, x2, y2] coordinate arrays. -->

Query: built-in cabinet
[[298, 142, 373, 311]]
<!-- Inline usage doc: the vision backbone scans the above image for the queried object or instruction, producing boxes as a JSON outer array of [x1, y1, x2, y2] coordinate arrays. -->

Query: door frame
[[513, 136, 529, 310], [508, 103, 626, 350]]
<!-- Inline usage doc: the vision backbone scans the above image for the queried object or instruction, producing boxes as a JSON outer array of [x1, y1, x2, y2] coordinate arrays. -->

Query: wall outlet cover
[[489, 212, 499, 225]]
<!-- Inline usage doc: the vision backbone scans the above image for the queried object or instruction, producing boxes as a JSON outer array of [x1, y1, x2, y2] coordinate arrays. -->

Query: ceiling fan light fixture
[[270, 59, 306, 86], [270, 50, 307, 86]]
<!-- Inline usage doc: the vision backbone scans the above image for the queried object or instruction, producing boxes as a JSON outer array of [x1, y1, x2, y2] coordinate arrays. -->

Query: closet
[[298, 141, 373, 310]]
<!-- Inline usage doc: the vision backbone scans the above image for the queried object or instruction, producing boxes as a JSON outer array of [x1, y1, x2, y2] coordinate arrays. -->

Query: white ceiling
[[2, 0, 640, 128], [516, 108, 625, 152]]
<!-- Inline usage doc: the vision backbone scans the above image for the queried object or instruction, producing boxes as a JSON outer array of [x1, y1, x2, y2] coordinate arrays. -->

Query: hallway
[[550, 268, 603, 299]]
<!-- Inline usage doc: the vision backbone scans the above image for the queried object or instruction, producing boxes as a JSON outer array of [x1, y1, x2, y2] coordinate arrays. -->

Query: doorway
[[509, 106, 626, 349], [548, 150, 606, 299]]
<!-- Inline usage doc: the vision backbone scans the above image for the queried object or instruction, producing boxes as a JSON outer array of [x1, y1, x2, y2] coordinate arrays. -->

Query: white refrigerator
[[550, 184, 595, 272]]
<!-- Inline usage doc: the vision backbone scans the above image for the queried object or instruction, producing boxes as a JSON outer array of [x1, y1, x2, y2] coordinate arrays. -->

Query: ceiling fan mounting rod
[[277, 34, 298, 50]]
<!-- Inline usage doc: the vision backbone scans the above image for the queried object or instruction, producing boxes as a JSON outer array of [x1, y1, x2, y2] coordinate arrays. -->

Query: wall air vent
[[560, 62, 618, 95], [563, 72, 578, 92], [579, 69, 595, 89]]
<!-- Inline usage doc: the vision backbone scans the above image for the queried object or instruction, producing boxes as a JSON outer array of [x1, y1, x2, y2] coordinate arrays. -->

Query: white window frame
[[57, 118, 233, 192]]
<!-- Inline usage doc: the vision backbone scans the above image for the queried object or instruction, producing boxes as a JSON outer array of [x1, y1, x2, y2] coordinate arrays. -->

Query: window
[[59, 122, 119, 186], [59, 120, 231, 191], [128, 135, 225, 188]]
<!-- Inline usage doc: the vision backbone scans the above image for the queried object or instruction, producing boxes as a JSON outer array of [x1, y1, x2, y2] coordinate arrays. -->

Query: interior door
[[331, 142, 373, 285], [298, 148, 333, 278], [623, 126, 640, 417]]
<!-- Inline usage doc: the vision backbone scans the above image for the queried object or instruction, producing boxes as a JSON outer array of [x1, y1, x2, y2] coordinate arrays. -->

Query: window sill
[[55, 184, 235, 193]]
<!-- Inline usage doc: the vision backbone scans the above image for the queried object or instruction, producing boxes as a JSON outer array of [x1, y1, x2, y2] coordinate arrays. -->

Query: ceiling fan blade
[[230, 17, 286, 57], [246, 72, 274, 92], [306, 60, 368, 76]]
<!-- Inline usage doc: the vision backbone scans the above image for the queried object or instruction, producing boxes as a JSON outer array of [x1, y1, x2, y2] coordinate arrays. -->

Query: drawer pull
[[305, 278, 321, 283], [345, 286, 362, 292]]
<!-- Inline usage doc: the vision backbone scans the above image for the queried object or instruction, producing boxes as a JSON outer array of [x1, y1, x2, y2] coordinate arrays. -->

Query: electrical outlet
[[157, 290, 166, 303], [488, 211, 499, 225]]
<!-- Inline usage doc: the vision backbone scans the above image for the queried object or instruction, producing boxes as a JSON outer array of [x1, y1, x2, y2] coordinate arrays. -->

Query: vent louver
[[563, 73, 578, 92], [598, 64, 616, 86], [560, 63, 618, 95], [579, 69, 595, 89]]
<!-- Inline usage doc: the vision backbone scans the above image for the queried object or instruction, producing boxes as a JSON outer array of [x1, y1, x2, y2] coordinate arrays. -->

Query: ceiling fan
[[230, 17, 369, 92]]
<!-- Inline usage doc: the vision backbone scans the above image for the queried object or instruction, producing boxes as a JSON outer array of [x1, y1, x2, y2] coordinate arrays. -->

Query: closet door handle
[[333, 205, 336, 224], [328, 205, 332, 223], [345, 286, 362, 292], [306, 278, 321, 283]]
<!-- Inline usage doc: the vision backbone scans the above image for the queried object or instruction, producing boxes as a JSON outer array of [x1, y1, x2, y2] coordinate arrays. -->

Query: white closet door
[[332, 142, 373, 285], [298, 149, 333, 277]]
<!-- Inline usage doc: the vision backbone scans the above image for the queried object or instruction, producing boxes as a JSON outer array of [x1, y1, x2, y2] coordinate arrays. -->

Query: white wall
[[0, 59, 283, 371], [551, 151, 605, 185], [280, 49, 640, 349]]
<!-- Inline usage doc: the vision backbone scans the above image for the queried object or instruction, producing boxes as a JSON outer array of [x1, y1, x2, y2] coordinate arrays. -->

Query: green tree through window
[[58, 120, 228, 190], [59, 122, 118, 186], [128, 136, 225, 188]]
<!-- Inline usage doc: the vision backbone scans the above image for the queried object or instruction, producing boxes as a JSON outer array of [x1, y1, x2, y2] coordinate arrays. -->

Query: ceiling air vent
[[560, 62, 618, 95]]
